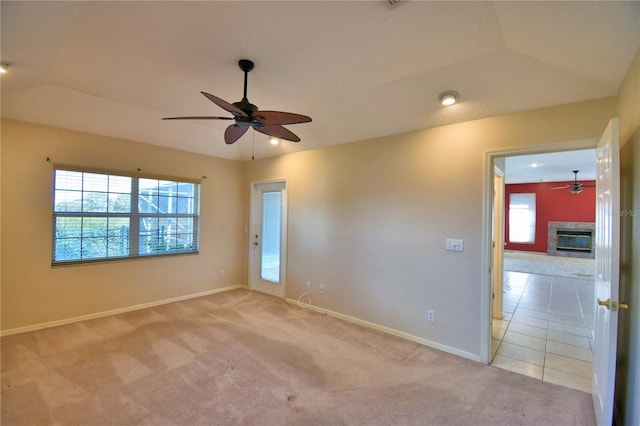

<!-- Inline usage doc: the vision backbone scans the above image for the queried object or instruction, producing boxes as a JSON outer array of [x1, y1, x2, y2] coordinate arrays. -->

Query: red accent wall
[[504, 181, 596, 253]]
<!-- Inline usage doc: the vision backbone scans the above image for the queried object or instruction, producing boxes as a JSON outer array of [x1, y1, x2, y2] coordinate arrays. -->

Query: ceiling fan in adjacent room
[[163, 59, 312, 145], [549, 170, 595, 194]]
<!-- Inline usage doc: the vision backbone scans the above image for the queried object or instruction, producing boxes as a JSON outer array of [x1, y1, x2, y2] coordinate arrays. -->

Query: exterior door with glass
[[250, 180, 287, 298]]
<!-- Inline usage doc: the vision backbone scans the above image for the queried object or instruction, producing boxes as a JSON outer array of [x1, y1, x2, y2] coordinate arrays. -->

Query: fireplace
[[556, 230, 592, 252], [548, 221, 595, 259]]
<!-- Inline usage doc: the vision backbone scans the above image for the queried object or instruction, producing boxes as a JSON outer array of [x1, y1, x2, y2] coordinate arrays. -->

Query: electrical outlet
[[306, 281, 311, 290], [427, 310, 435, 322], [319, 284, 325, 295], [220, 269, 225, 278]]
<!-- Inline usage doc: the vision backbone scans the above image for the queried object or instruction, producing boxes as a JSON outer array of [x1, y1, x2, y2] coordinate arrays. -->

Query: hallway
[[491, 270, 594, 393]]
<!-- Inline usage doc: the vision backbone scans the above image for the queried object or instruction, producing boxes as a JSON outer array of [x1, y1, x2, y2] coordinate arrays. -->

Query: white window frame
[[52, 166, 200, 265]]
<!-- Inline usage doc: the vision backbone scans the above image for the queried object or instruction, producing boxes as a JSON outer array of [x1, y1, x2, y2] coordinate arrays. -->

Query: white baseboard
[[285, 298, 481, 363], [1, 285, 246, 337], [2, 287, 480, 364]]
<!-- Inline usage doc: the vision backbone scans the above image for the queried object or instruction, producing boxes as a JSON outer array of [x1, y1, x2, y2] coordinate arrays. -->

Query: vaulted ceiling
[[2, 1, 639, 162]]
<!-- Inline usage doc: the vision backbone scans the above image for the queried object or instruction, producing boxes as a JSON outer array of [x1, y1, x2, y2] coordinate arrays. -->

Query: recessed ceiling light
[[530, 162, 541, 168], [0, 61, 12, 74], [438, 91, 459, 106], [270, 138, 279, 145]]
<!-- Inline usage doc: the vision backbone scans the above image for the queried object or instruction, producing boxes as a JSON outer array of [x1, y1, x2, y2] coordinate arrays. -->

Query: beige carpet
[[504, 250, 595, 280], [1, 289, 595, 425]]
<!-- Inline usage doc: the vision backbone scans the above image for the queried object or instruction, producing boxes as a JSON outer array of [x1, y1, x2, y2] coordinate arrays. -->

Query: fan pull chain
[[252, 129, 255, 160]]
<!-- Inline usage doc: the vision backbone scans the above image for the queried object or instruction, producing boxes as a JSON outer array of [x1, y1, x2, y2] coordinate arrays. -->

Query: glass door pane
[[261, 191, 281, 282]]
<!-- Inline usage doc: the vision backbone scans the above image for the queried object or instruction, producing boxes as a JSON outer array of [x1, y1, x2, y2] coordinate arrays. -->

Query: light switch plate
[[446, 239, 464, 252]]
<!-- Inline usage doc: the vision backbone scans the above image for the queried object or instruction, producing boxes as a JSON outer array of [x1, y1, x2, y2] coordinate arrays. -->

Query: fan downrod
[[234, 59, 257, 115]]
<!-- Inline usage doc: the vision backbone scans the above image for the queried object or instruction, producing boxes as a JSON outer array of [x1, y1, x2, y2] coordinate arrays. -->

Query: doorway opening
[[488, 146, 598, 393], [485, 120, 621, 424]]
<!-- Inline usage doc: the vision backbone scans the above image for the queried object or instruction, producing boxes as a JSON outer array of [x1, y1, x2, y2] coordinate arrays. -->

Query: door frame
[[492, 166, 505, 320], [480, 139, 598, 363], [249, 178, 288, 298]]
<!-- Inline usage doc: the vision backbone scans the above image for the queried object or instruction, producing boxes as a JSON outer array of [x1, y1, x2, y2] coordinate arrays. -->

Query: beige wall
[[245, 97, 617, 358], [619, 48, 640, 149], [1, 120, 246, 331], [616, 47, 640, 425], [0, 94, 627, 358], [1, 95, 622, 359]]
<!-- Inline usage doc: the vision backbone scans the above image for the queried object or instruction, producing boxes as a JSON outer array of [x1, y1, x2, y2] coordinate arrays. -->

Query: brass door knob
[[598, 298, 630, 312]]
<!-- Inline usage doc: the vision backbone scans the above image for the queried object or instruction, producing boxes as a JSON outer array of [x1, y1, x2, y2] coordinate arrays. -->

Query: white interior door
[[250, 180, 287, 298], [492, 168, 505, 319], [593, 119, 620, 425]]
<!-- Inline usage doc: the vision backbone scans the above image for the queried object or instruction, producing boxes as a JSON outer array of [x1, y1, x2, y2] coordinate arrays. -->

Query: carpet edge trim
[[1, 285, 247, 337], [284, 298, 482, 363]]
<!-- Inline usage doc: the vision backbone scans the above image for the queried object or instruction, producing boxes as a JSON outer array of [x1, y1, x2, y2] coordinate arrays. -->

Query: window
[[508, 193, 536, 244], [53, 168, 200, 264], [260, 191, 281, 282]]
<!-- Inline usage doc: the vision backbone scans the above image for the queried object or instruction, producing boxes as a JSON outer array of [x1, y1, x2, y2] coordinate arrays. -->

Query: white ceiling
[[504, 149, 596, 184], [1, 1, 639, 163]]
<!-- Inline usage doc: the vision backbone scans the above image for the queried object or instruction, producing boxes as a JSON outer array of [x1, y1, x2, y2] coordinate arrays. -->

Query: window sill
[[51, 250, 199, 267]]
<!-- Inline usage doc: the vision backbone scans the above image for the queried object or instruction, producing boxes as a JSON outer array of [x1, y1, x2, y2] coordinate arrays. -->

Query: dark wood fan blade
[[253, 111, 312, 125], [162, 116, 234, 120], [224, 124, 250, 145], [201, 92, 247, 117], [253, 124, 301, 142]]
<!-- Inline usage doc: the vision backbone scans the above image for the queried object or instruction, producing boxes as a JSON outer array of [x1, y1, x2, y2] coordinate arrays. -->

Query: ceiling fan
[[549, 170, 594, 194], [163, 59, 311, 145]]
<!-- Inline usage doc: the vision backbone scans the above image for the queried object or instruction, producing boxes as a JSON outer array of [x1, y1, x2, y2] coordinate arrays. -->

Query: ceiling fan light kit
[[163, 59, 312, 145], [549, 170, 595, 194]]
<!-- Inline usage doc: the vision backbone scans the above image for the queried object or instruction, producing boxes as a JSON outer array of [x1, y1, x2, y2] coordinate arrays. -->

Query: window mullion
[[193, 186, 200, 249], [130, 177, 140, 256]]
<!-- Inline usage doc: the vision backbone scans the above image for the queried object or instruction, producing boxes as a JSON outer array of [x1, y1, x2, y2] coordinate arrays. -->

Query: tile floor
[[491, 271, 595, 393]]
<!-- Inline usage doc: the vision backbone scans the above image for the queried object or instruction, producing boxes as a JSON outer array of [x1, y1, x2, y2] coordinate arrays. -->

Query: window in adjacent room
[[52, 168, 200, 264], [508, 193, 536, 244]]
